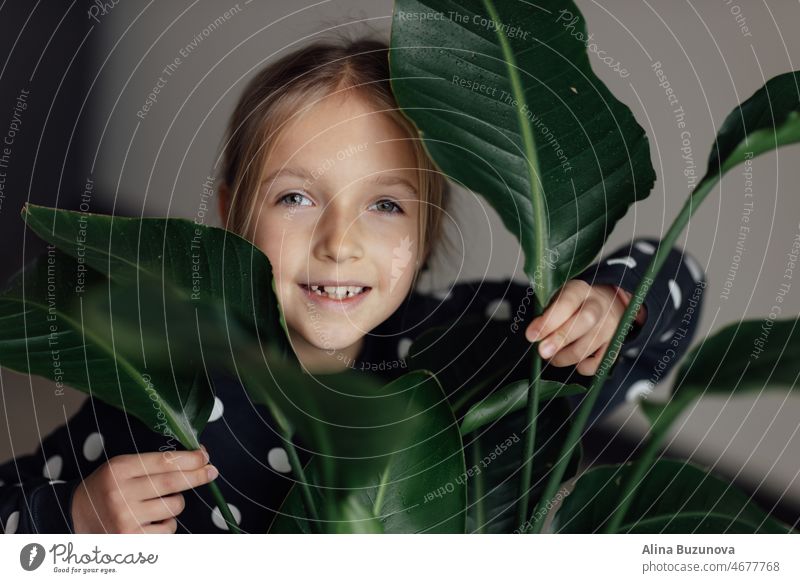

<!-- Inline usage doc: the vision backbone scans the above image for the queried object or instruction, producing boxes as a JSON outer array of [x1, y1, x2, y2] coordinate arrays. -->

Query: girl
[[0, 34, 705, 534]]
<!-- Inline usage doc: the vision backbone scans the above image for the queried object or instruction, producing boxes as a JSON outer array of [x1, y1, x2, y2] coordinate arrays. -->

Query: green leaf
[[640, 317, 800, 429], [270, 369, 467, 533], [2, 202, 296, 449], [390, 0, 655, 306], [553, 459, 794, 533], [460, 378, 586, 435], [466, 398, 581, 533], [0, 250, 213, 449], [246, 367, 455, 494], [20, 203, 292, 357], [701, 71, 800, 189], [327, 496, 385, 534]]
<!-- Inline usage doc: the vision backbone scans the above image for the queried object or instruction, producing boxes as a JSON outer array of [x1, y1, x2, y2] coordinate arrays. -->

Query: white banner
[[1, 534, 798, 582]]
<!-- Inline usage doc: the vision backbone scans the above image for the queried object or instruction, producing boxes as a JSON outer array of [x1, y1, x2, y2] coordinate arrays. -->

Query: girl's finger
[[137, 493, 186, 523], [549, 322, 606, 367], [131, 465, 218, 500], [141, 517, 178, 534], [118, 449, 209, 479], [526, 280, 592, 342], [576, 342, 610, 376], [538, 298, 605, 360]]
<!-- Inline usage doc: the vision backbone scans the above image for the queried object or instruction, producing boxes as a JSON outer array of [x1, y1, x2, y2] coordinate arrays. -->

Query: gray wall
[[3, 0, 800, 519]]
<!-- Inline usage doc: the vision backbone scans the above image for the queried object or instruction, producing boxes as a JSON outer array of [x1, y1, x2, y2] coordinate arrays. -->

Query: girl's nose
[[313, 203, 364, 263]]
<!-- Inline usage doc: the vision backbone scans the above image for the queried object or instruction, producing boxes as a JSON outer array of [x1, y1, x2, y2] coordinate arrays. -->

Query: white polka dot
[[43, 455, 62, 480], [3, 510, 19, 534], [607, 256, 637, 268], [485, 298, 511, 321], [625, 380, 654, 403], [667, 279, 682, 309], [623, 347, 640, 358], [82, 432, 104, 462], [397, 337, 413, 360], [659, 328, 675, 343], [432, 288, 452, 301], [267, 447, 292, 473], [685, 255, 704, 283], [211, 503, 241, 531], [208, 397, 224, 423], [48, 480, 66, 485], [634, 241, 656, 254]]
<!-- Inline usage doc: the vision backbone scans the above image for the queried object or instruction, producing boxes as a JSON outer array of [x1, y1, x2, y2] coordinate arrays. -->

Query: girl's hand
[[524, 280, 647, 376], [71, 446, 218, 533]]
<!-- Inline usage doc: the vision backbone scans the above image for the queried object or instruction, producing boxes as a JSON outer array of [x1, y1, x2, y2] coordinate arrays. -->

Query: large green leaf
[[640, 317, 800, 430], [0, 251, 213, 449], [1, 202, 295, 448], [269, 367, 467, 533], [246, 367, 456, 494], [20, 203, 291, 356], [553, 459, 794, 533], [390, 0, 655, 306]]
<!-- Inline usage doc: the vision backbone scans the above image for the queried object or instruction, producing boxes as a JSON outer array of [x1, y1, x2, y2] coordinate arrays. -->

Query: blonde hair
[[219, 33, 451, 289]]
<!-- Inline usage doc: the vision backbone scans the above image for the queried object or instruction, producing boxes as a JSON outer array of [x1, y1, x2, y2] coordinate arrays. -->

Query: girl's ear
[[218, 183, 231, 227]]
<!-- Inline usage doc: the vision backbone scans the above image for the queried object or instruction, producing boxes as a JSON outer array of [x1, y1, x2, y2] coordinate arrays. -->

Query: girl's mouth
[[298, 283, 372, 310]]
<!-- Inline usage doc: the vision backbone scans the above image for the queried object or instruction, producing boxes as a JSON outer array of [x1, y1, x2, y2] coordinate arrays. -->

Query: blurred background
[[1, 1, 799, 525]]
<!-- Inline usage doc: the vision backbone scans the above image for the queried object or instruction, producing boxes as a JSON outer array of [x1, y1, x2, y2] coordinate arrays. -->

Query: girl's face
[[249, 91, 423, 372]]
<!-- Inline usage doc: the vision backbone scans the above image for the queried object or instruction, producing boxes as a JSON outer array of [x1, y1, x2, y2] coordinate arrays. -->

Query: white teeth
[[306, 284, 366, 300]]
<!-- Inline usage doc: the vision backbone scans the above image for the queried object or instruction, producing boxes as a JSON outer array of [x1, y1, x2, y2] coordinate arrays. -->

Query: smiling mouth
[[299, 283, 372, 300]]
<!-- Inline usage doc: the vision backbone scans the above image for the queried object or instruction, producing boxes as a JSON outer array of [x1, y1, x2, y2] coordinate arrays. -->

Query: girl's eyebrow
[[369, 174, 418, 195], [261, 167, 314, 185], [262, 167, 418, 195]]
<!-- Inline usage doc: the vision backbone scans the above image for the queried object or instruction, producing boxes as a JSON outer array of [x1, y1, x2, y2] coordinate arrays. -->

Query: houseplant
[[0, 0, 798, 533]]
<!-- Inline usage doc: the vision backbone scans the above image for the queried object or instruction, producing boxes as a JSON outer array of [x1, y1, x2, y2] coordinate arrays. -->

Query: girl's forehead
[[280, 95, 408, 145], [266, 100, 419, 176]]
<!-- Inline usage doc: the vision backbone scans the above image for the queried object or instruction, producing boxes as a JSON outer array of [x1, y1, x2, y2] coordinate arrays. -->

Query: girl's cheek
[[252, 215, 301, 263], [378, 232, 421, 295]]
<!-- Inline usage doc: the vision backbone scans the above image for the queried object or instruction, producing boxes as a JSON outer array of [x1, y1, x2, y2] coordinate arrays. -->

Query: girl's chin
[[287, 325, 363, 353]]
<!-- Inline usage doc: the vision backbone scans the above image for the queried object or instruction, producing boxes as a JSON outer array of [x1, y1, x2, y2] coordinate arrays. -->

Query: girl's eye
[[370, 198, 404, 215], [278, 191, 313, 207], [277, 192, 403, 214]]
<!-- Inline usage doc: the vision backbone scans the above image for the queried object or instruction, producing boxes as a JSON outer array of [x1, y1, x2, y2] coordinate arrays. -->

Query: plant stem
[[527, 176, 715, 534], [206, 480, 242, 533], [184, 433, 240, 533], [515, 347, 542, 528], [284, 438, 321, 533], [472, 440, 486, 533], [482, 0, 552, 298]]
